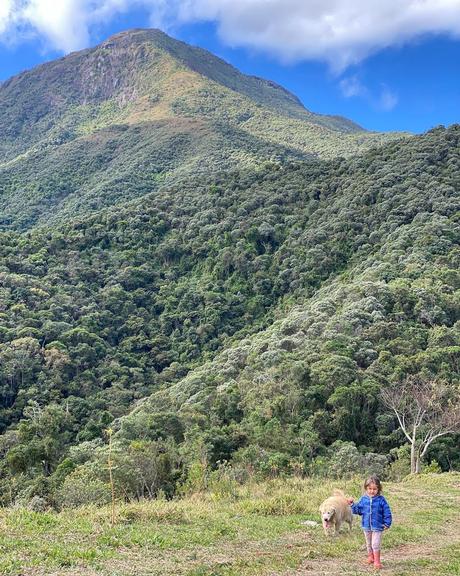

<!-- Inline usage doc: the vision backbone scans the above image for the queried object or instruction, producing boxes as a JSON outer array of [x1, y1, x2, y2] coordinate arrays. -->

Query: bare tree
[[381, 376, 460, 474]]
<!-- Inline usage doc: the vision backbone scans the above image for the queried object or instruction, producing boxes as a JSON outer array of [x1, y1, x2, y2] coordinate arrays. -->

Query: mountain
[[0, 29, 403, 230], [0, 28, 456, 508]]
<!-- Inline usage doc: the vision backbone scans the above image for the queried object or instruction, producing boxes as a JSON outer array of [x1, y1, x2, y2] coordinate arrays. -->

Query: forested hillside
[[0, 123, 458, 506], [0, 29, 402, 230]]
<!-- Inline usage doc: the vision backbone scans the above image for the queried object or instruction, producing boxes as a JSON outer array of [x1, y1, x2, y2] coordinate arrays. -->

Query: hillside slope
[[0, 29, 403, 230], [0, 28, 364, 163], [0, 125, 457, 505], [117, 124, 459, 465]]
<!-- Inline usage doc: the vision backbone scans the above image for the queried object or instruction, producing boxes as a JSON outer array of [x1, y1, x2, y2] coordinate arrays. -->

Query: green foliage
[[423, 460, 443, 474], [310, 441, 390, 479], [0, 31, 400, 231], [388, 445, 412, 481], [0, 95, 458, 503], [178, 461, 209, 496], [56, 471, 111, 508]]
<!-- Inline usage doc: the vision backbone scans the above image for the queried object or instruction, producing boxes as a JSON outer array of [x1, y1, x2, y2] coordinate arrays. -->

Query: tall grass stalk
[[106, 428, 116, 527]]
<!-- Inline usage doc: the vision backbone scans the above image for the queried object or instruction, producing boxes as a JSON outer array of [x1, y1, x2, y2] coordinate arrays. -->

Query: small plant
[[388, 445, 411, 481], [423, 460, 442, 474], [178, 460, 208, 496], [27, 495, 48, 512]]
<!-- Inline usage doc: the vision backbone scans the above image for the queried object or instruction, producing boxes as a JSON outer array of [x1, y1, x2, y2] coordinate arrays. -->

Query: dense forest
[[0, 29, 458, 509], [0, 120, 458, 506]]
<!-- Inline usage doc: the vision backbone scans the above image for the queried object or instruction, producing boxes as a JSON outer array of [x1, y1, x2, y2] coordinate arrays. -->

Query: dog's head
[[321, 508, 335, 528]]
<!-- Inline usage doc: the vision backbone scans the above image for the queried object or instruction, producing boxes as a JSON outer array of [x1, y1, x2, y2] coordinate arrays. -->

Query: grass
[[0, 473, 459, 575]]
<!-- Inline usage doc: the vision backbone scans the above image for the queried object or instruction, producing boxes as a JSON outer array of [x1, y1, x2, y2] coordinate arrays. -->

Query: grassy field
[[1, 473, 459, 576]]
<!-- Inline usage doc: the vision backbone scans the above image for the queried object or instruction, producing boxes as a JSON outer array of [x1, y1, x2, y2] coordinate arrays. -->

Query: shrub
[[310, 441, 390, 479], [207, 462, 239, 501], [177, 461, 208, 496], [327, 441, 363, 478], [362, 452, 390, 479], [56, 470, 111, 508], [27, 495, 48, 512], [388, 445, 411, 481], [423, 460, 442, 474]]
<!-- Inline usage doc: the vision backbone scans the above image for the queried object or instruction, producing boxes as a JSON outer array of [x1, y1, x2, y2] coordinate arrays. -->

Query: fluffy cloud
[[2, 0, 460, 69], [339, 76, 367, 98], [340, 75, 398, 111], [0, 0, 134, 51], [22, 0, 91, 52], [0, 0, 15, 36], [177, 0, 460, 70]]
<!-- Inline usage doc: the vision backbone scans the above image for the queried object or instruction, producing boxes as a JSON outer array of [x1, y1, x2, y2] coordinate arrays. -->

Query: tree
[[381, 376, 460, 474], [6, 401, 73, 476], [0, 337, 42, 407]]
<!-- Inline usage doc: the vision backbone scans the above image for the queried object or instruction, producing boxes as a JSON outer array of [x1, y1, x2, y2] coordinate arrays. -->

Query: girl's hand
[[346, 497, 354, 504]]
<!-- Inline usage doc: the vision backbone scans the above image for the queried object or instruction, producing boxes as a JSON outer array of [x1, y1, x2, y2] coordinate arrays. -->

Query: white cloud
[[339, 75, 367, 98], [0, 0, 135, 52], [339, 75, 399, 112], [379, 85, 398, 111], [22, 0, 91, 52], [0, 0, 15, 36], [172, 0, 460, 70], [1, 0, 460, 69]]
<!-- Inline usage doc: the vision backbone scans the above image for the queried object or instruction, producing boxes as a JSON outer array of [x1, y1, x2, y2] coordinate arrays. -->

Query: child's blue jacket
[[350, 494, 392, 531]]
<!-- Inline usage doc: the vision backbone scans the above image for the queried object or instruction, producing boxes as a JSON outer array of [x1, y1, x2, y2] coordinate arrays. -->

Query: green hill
[[0, 124, 457, 505], [0, 29, 403, 230]]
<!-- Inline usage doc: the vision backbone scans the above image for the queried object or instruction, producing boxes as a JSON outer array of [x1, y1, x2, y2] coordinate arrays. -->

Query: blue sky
[[1, 1, 459, 133]]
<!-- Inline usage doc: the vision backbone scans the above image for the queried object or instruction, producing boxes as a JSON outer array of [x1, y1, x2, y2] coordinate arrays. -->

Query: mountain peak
[[0, 26, 399, 176], [100, 28, 167, 46], [94, 27, 308, 115]]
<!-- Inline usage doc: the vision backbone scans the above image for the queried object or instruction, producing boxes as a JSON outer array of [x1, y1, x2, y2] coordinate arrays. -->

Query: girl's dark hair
[[364, 475, 382, 494]]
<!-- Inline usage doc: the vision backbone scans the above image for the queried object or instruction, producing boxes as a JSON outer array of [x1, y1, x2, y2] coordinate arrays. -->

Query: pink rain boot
[[373, 550, 383, 569]]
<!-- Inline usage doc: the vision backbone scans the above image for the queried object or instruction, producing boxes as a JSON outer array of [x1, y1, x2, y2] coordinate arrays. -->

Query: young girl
[[347, 475, 392, 570]]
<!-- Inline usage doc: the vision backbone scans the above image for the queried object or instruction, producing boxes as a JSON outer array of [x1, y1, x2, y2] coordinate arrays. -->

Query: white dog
[[319, 489, 353, 536]]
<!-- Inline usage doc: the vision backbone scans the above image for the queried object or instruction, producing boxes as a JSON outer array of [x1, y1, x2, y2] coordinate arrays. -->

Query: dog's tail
[[333, 489, 346, 497]]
